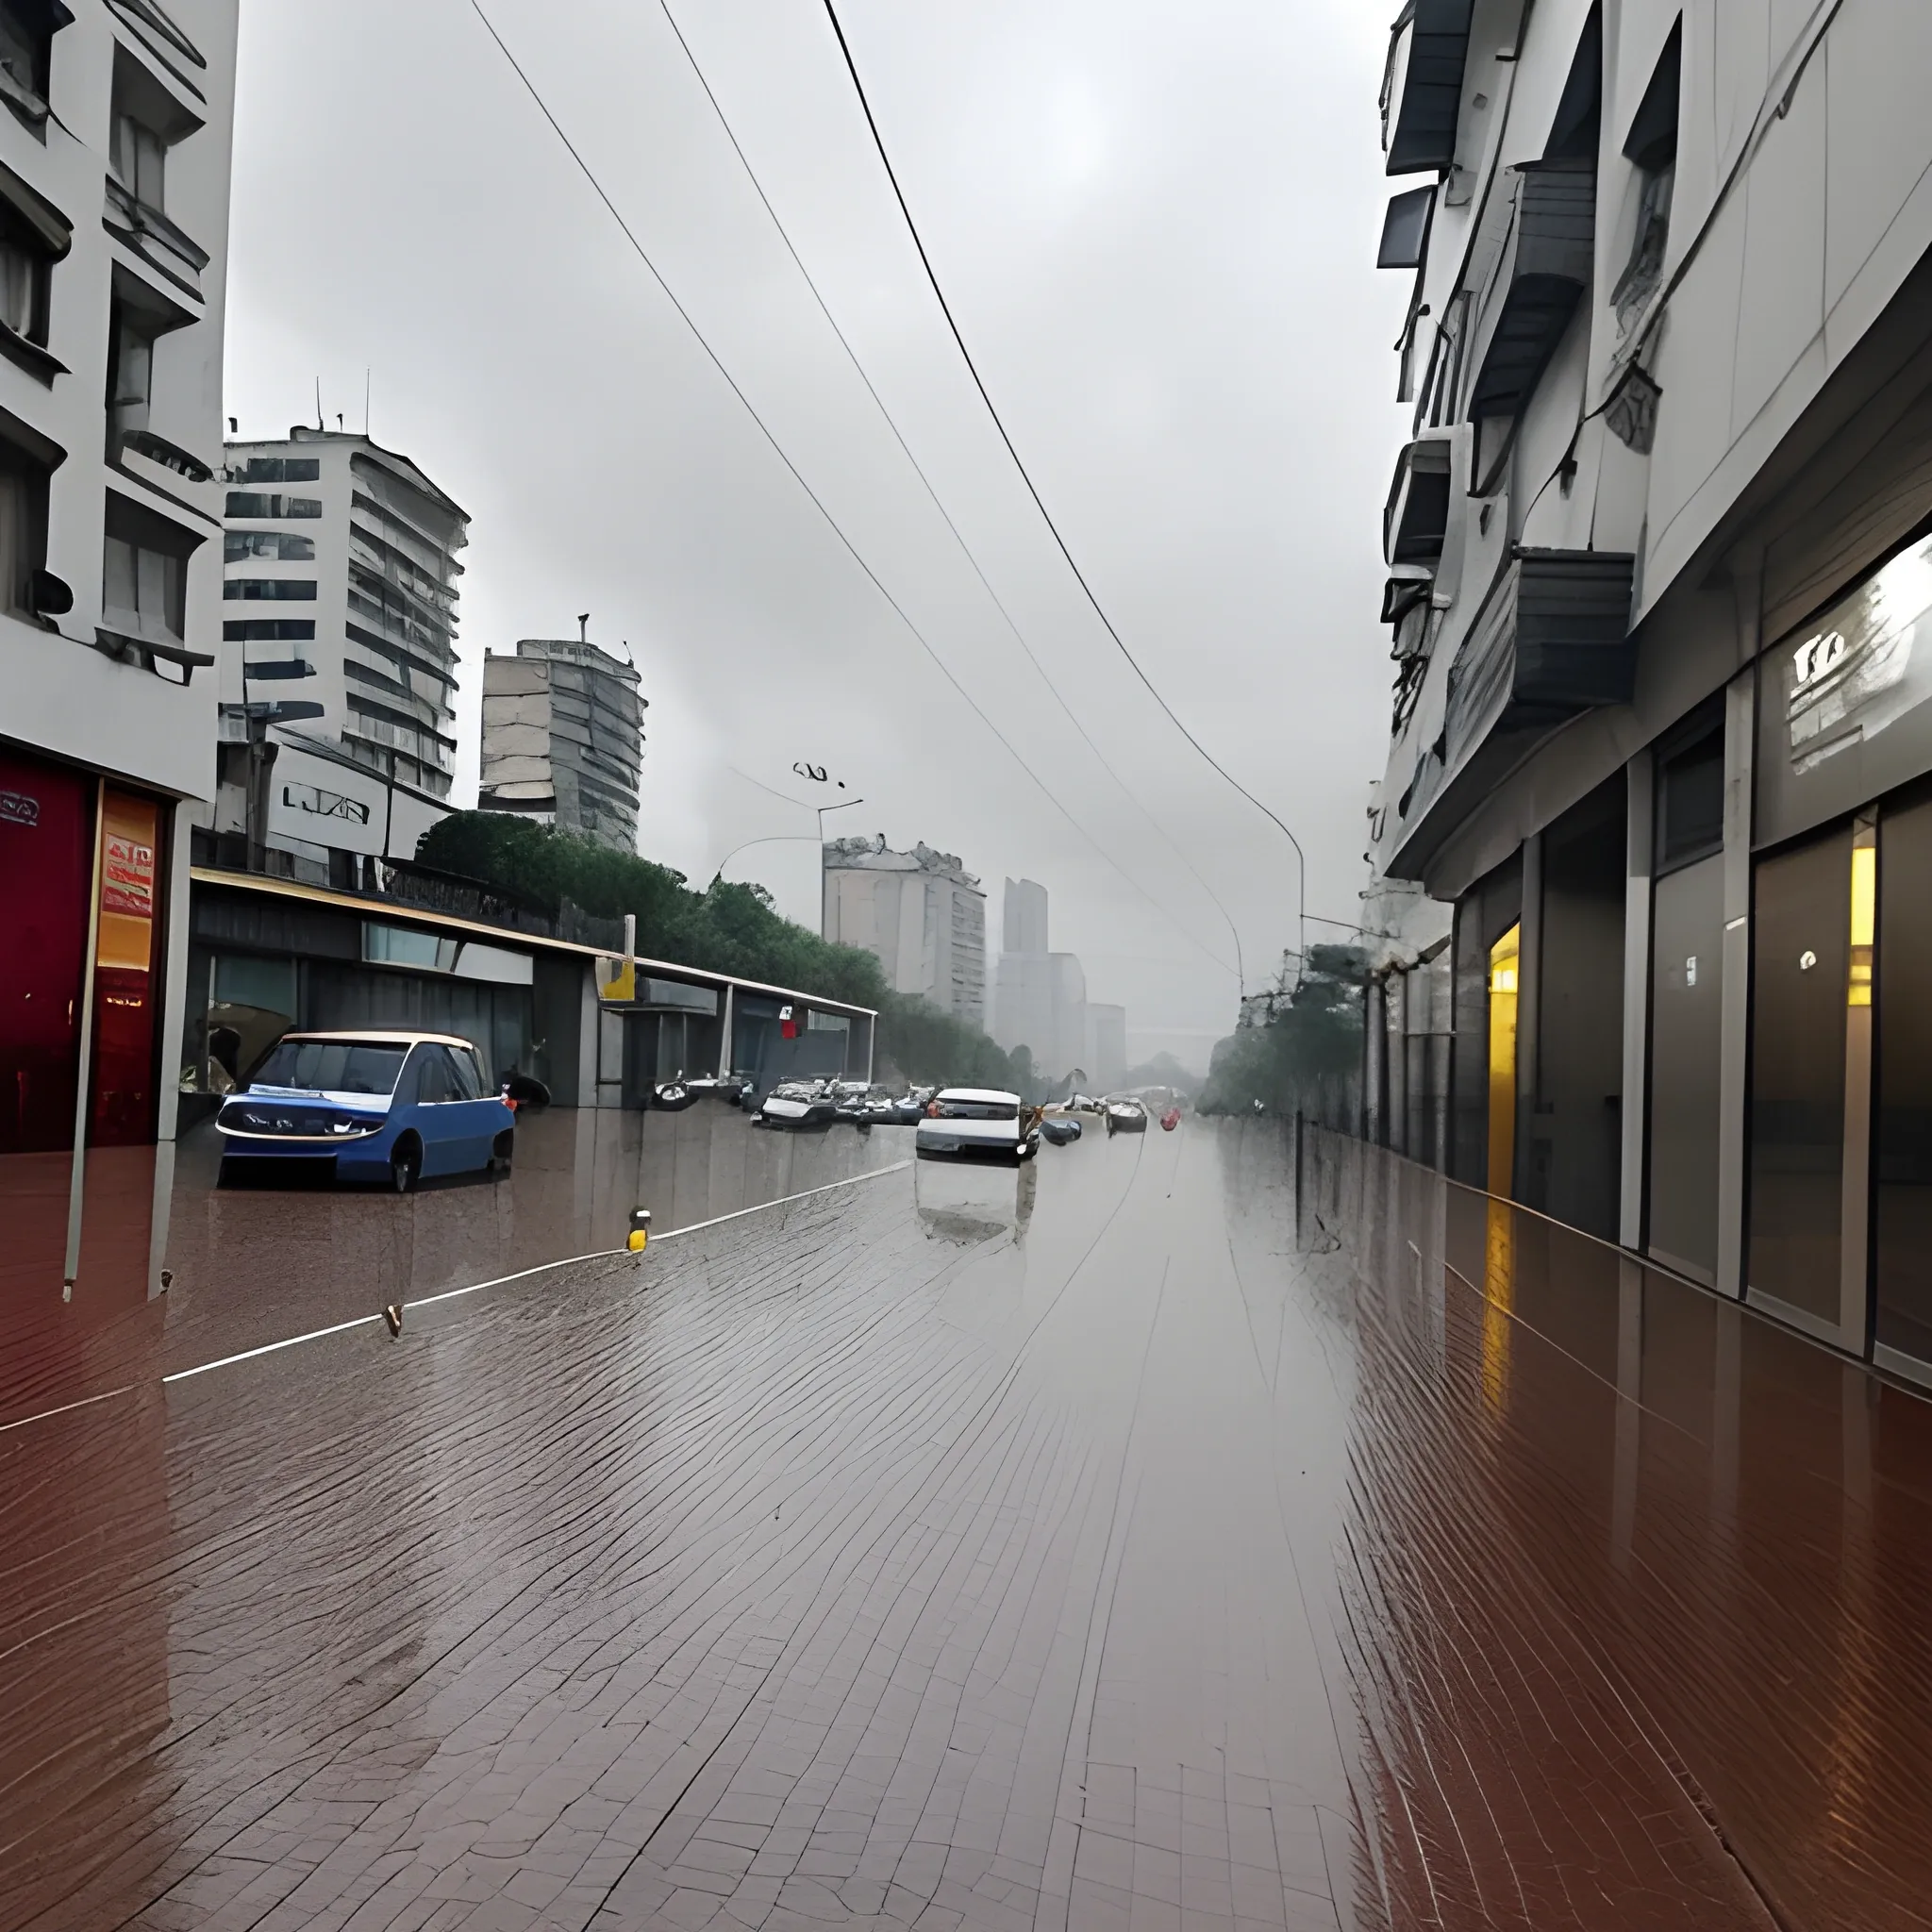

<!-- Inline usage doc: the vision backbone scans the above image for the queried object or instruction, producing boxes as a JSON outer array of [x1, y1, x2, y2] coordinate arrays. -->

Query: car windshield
[[938, 1100, 1017, 1122], [250, 1041, 408, 1097]]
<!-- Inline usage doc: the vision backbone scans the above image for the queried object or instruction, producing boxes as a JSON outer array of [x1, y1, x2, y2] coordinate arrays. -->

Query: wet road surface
[[2, 1118, 1929, 1928]]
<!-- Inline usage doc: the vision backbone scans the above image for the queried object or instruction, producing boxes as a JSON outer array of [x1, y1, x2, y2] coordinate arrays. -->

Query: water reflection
[[0, 1101, 909, 1421], [912, 1155, 1038, 1245]]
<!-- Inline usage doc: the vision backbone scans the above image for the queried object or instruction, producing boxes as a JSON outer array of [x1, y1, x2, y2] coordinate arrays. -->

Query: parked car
[[1040, 1116, 1082, 1146], [916, 1089, 1040, 1163], [1104, 1098, 1148, 1137], [215, 1031, 516, 1191], [756, 1079, 840, 1127]]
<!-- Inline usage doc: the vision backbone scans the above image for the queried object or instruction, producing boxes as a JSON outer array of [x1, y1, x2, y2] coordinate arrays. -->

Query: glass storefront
[[1487, 925, 1520, 1196], [1875, 793, 1932, 1365], [1746, 825, 1855, 1326], [1531, 779, 1625, 1239], [1649, 853, 1724, 1281]]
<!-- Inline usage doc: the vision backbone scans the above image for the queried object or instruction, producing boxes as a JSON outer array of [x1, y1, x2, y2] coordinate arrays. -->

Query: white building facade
[[1365, 0, 1932, 1386], [0, 0, 237, 1310], [822, 838, 987, 1028], [479, 633, 645, 855], [212, 427, 468, 874]]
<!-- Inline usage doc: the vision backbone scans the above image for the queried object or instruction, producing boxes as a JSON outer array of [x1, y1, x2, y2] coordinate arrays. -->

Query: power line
[[466, 0, 1238, 989], [658, 0, 1248, 994], [817, 0, 1310, 973]]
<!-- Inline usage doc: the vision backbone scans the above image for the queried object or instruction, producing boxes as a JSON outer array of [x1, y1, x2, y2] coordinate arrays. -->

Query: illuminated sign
[[101, 831, 156, 920]]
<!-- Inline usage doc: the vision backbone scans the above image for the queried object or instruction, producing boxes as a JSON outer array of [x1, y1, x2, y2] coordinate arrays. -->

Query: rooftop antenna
[[577, 612, 590, 644], [314, 377, 323, 432], [335, 413, 343, 431], [364, 366, 371, 437]]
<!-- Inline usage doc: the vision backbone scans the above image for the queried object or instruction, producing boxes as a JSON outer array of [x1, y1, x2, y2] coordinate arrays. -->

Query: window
[[450, 1047, 487, 1099], [0, 427, 49, 617], [106, 43, 198, 215], [224, 617, 314, 641], [225, 491, 322, 519], [103, 490, 197, 642], [109, 109, 163, 208], [104, 276, 190, 456], [0, 0, 62, 130], [224, 577, 316, 601], [1656, 708, 1724, 873], [1612, 20, 1680, 332], [414, 1047, 459, 1104], [251, 1039, 407, 1097], [225, 531, 314, 562], [237, 456, 320, 484]]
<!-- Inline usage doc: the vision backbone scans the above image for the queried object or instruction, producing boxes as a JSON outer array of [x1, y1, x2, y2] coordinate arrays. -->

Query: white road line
[[4, 1158, 915, 1425], [0, 1384, 138, 1436]]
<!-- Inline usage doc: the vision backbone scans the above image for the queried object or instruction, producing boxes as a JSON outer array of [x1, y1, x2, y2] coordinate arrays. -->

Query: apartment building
[[479, 630, 645, 854], [213, 426, 468, 872], [1363, 0, 1932, 1384], [0, 0, 237, 1311], [822, 837, 987, 1029]]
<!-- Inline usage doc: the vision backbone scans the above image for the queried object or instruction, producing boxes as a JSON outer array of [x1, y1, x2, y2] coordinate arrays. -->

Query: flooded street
[[1, 1115, 1928, 1929]]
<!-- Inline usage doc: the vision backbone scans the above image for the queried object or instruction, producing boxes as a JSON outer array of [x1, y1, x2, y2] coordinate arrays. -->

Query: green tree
[[1198, 943, 1367, 1123], [415, 812, 1013, 1090]]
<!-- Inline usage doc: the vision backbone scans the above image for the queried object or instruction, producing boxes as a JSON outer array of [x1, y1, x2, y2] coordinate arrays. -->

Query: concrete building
[[1362, 0, 1932, 1388], [1085, 1003, 1127, 1093], [214, 426, 468, 870], [991, 878, 1091, 1081], [0, 0, 239, 1311], [821, 838, 986, 1028], [478, 631, 646, 854]]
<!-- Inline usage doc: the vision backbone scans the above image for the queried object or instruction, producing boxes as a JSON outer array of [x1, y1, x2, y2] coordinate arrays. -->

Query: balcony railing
[[191, 827, 625, 950]]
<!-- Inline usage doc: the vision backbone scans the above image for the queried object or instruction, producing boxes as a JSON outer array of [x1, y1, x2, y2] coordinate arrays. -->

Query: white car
[[916, 1088, 1039, 1163]]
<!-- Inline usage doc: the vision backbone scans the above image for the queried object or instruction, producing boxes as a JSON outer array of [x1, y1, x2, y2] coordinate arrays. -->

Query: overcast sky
[[223, 0, 1410, 1067]]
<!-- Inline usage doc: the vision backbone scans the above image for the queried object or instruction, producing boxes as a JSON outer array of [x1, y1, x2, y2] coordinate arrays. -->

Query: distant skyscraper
[[478, 633, 646, 854], [822, 840, 986, 1029], [991, 878, 1098, 1081], [1086, 1004, 1127, 1091]]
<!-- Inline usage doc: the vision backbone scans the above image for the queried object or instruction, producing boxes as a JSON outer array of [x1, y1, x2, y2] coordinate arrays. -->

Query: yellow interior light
[[1849, 843, 1875, 1007]]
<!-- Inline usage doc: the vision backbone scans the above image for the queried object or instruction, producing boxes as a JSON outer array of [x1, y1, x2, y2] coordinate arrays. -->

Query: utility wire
[[818, 0, 1313, 975], [658, 0, 1247, 994], [467, 0, 1238, 988]]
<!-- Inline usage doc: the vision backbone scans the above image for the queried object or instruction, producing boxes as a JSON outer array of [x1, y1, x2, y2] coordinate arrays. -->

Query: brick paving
[[9, 1118, 1916, 1930]]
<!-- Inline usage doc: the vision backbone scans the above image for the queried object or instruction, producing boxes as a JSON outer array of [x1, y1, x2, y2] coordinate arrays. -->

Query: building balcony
[[1388, 547, 1635, 875], [103, 175, 208, 303], [1466, 160, 1596, 424], [1382, 0, 1473, 177]]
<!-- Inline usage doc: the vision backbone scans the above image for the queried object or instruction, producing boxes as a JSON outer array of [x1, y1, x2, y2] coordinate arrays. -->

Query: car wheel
[[490, 1128, 515, 1176], [390, 1137, 422, 1194]]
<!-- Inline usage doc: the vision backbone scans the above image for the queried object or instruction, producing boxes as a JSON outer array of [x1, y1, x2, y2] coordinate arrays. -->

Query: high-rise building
[[215, 427, 469, 867], [822, 839, 986, 1029], [991, 878, 1091, 1081], [478, 632, 646, 854], [1086, 1004, 1127, 1092], [1, 0, 240, 1307]]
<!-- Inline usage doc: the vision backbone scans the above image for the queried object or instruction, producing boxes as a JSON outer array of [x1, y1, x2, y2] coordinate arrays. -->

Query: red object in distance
[[1161, 1108, 1181, 1132]]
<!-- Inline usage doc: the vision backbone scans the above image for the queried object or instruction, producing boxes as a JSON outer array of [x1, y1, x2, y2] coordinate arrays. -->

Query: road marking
[[1, 1159, 916, 1427]]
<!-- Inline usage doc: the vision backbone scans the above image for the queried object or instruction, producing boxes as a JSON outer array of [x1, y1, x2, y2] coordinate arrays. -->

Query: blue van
[[215, 1031, 517, 1191]]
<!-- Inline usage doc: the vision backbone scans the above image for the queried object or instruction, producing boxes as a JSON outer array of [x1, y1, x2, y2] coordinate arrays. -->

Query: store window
[[1746, 824, 1858, 1328], [1876, 794, 1932, 1368], [0, 749, 90, 1153], [89, 789, 161, 1146], [1647, 707, 1726, 1281], [1487, 925, 1520, 1196], [1450, 856, 1522, 1189]]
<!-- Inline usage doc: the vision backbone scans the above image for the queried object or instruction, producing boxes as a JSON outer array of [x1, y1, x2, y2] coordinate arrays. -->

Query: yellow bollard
[[627, 1208, 652, 1253]]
